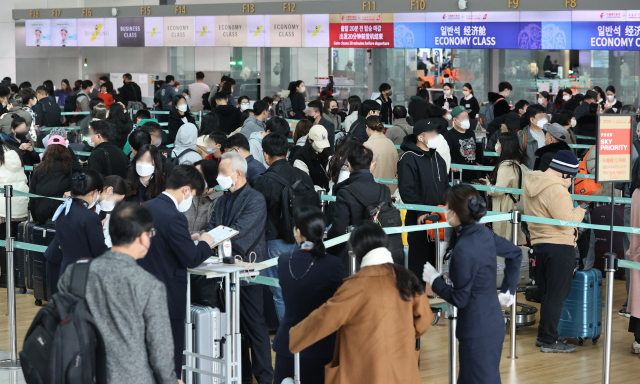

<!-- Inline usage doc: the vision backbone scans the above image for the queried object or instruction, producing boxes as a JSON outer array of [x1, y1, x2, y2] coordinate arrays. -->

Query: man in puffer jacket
[[523, 150, 586, 353]]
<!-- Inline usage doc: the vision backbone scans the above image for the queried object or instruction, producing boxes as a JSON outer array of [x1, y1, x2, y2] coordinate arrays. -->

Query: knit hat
[[49, 127, 68, 137], [450, 105, 466, 118], [545, 123, 568, 141], [413, 119, 438, 136], [549, 150, 579, 176], [504, 112, 521, 132]]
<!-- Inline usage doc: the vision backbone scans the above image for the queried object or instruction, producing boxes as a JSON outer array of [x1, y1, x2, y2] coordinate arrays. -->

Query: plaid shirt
[[185, 190, 224, 234]]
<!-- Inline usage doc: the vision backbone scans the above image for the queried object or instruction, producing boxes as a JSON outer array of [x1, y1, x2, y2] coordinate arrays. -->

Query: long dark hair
[[61, 79, 72, 95], [73, 80, 82, 92], [288, 80, 303, 97], [199, 113, 219, 137], [443, 184, 487, 225], [328, 136, 361, 183], [463, 83, 474, 95], [293, 206, 326, 258], [490, 131, 527, 185], [106, 103, 130, 144], [293, 119, 312, 143], [126, 145, 166, 201], [35, 144, 73, 175], [43, 80, 55, 97], [349, 222, 424, 301], [0, 136, 22, 167]]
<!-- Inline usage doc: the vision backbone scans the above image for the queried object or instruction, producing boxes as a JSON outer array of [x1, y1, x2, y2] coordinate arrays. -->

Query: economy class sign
[[596, 114, 632, 183]]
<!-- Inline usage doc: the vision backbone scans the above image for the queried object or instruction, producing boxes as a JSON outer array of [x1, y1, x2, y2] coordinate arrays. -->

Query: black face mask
[[387, 91, 393, 97], [15, 131, 28, 142], [306, 115, 316, 123], [331, 108, 339, 115]]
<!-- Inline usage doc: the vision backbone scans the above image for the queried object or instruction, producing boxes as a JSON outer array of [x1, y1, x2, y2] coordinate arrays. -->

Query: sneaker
[[633, 341, 640, 354], [619, 308, 631, 318], [541, 340, 576, 353], [536, 336, 567, 347]]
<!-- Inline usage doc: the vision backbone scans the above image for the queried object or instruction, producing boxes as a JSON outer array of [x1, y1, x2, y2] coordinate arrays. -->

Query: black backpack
[[63, 93, 81, 113], [343, 185, 404, 263], [202, 91, 212, 110], [262, 172, 320, 243], [20, 259, 107, 384], [276, 98, 293, 118], [170, 148, 198, 166]]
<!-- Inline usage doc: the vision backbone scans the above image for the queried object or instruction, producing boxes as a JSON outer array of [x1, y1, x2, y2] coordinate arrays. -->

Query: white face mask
[[64, 139, 69, 148], [536, 118, 548, 129], [216, 173, 235, 190], [177, 190, 193, 212], [444, 89, 451, 96], [606, 94, 614, 101], [563, 95, 570, 101], [444, 208, 454, 226], [177, 104, 188, 112], [89, 88, 94, 93], [175, 88, 180, 93], [426, 135, 440, 149], [136, 162, 155, 177], [311, 142, 324, 153], [538, 97, 544, 105], [571, 118, 577, 127], [87, 134, 96, 147], [99, 195, 115, 212], [299, 86, 306, 93], [240, 103, 251, 111], [153, 137, 162, 147], [88, 192, 99, 209], [459, 119, 470, 130]]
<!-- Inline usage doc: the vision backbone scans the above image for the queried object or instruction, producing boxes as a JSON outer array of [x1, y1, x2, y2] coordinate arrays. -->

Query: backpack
[[478, 98, 503, 129], [343, 185, 404, 264], [170, 148, 198, 166], [277, 98, 293, 118], [20, 259, 107, 384], [261, 172, 320, 243], [63, 93, 83, 113], [573, 145, 601, 196], [202, 91, 212, 110]]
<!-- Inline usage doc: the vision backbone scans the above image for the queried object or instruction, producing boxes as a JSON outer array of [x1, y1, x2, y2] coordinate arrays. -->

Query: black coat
[[534, 140, 571, 172], [488, 92, 510, 119], [376, 94, 393, 125], [290, 147, 329, 191], [88, 141, 130, 178], [213, 105, 243, 134], [139, 193, 212, 320], [575, 114, 598, 146], [2, 134, 39, 166], [253, 159, 314, 241], [290, 92, 306, 120], [435, 94, 458, 109], [561, 98, 580, 112], [29, 160, 82, 224], [33, 97, 61, 128], [119, 81, 142, 105], [317, 116, 336, 154], [55, 199, 109, 274], [167, 108, 196, 145], [461, 96, 480, 119], [408, 97, 430, 124], [272, 249, 346, 358], [349, 115, 369, 143]]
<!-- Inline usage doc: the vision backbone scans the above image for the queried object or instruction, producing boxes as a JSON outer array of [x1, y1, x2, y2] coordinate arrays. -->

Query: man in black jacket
[[253, 133, 315, 320], [305, 100, 335, 154], [119, 73, 142, 106], [408, 88, 431, 124], [398, 119, 449, 282], [87, 120, 130, 178], [487, 81, 513, 120], [487, 99, 529, 138], [350, 99, 380, 143], [212, 92, 242, 134], [33, 86, 61, 128]]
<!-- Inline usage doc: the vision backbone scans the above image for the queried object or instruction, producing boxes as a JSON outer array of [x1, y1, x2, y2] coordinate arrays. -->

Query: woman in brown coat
[[626, 183, 640, 354], [289, 222, 432, 384]]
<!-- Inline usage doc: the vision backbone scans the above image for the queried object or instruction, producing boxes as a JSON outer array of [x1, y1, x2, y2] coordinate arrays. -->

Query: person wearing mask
[[106, 103, 133, 150], [488, 81, 513, 119], [76, 80, 93, 112], [125, 144, 167, 204], [272, 206, 347, 384], [54, 79, 73, 108], [171, 123, 203, 166], [593, 86, 606, 109], [0, 86, 11, 116], [167, 95, 196, 145], [288, 80, 307, 120], [375, 83, 393, 125], [254, 133, 315, 321], [386, 106, 412, 156], [212, 92, 242, 134], [290, 221, 432, 384], [188, 72, 210, 112], [398, 120, 449, 280], [561, 91, 581, 112], [0, 89, 36, 135], [443, 106, 482, 182], [461, 83, 480, 119], [53, 170, 109, 275], [343, 95, 361, 133], [262, 96, 274, 117], [140, 165, 214, 377], [223, 133, 266, 186], [87, 120, 129, 178], [555, 88, 573, 110], [481, 131, 529, 243], [574, 90, 597, 120], [538, 91, 557, 114], [238, 96, 251, 111], [364, 116, 398, 193], [423, 103, 449, 136], [205, 152, 273, 384], [204, 131, 227, 162], [350, 99, 381, 143], [3, 116, 39, 166], [185, 159, 223, 234], [154, 75, 177, 113], [436, 83, 457, 111], [305, 100, 335, 154], [422, 184, 522, 383], [523, 150, 586, 352], [29, 135, 81, 224], [487, 100, 529, 141], [78, 100, 107, 137], [220, 79, 237, 108], [291, 125, 331, 191], [119, 73, 142, 107], [323, 97, 342, 132], [57, 203, 178, 384], [291, 118, 312, 159], [556, 110, 578, 150], [240, 100, 268, 138], [604, 85, 622, 113], [33, 86, 60, 128], [519, 104, 549, 170], [408, 89, 431, 124], [326, 136, 361, 194]]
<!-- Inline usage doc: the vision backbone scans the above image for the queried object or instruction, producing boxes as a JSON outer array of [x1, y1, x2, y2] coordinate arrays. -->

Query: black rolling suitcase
[[32, 225, 55, 306], [591, 204, 626, 280], [15, 221, 35, 293]]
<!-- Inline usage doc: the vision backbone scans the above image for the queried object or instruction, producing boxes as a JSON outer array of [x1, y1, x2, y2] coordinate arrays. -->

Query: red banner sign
[[329, 22, 393, 48]]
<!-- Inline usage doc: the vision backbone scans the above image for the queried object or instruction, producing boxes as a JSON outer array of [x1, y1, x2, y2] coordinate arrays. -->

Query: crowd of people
[[1, 70, 640, 384]]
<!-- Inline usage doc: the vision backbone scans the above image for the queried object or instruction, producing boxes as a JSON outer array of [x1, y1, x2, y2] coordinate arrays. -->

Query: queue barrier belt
[[60, 112, 90, 116]]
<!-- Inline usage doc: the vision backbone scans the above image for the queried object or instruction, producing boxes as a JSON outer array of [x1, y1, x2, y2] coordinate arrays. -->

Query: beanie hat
[[545, 123, 568, 141], [504, 112, 521, 132], [450, 105, 466, 118], [549, 150, 579, 176]]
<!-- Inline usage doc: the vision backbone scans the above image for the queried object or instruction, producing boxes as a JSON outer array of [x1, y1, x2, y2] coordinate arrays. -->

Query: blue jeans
[[266, 239, 298, 321]]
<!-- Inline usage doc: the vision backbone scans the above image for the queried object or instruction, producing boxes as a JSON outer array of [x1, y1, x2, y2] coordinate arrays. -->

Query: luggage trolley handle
[[280, 353, 301, 384]]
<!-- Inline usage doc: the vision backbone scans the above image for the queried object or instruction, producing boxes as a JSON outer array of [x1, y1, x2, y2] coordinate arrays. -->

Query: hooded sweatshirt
[[408, 95, 430, 123], [488, 92, 510, 120], [240, 116, 266, 138], [522, 170, 585, 246], [249, 131, 268, 168], [171, 123, 203, 165], [213, 105, 243, 134]]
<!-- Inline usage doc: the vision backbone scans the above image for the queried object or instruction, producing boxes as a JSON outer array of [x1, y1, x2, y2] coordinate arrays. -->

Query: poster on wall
[[330, 13, 394, 48], [393, 13, 426, 48], [626, 11, 640, 50], [265, 15, 302, 47], [519, 11, 571, 49], [51, 19, 77, 47], [424, 13, 472, 49], [164, 17, 195, 46], [144, 17, 164, 46], [572, 11, 628, 50], [26, 19, 51, 47], [302, 14, 329, 47], [195, 16, 216, 46], [117, 17, 144, 47], [470, 12, 520, 49], [596, 114, 632, 183]]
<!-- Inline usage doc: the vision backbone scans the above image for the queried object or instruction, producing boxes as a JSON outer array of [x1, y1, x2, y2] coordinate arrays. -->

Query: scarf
[[360, 247, 394, 268]]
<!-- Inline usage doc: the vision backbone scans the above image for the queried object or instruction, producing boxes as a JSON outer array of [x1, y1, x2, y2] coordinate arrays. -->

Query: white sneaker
[[633, 341, 640, 354]]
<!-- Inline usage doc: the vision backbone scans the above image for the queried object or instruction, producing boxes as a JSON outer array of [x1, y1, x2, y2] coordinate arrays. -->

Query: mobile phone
[[374, 154, 379, 162], [579, 202, 589, 209]]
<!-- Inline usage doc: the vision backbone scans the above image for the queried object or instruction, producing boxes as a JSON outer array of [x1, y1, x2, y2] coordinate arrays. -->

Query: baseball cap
[[308, 125, 330, 149], [413, 119, 439, 136], [545, 123, 568, 142], [48, 135, 67, 147], [585, 90, 598, 101], [450, 105, 466, 118], [549, 150, 579, 176]]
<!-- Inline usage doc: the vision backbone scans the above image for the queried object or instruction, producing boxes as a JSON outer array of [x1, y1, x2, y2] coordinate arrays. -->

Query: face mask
[[15, 131, 28, 142], [99, 196, 115, 213], [571, 118, 577, 128], [177, 190, 193, 213], [87, 135, 96, 147], [273, 101, 278, 107], [505, 91, 511, 98], [177, 104, 188, 112], [536, 118, 548, 129], [240, 103, 250, 111], [444, 89, 451, 96], [306, 115, 316, 123], [606, 94, 614, 101], [459, 119, 470, 130], [63, 139, 69, 147], [136, 162, 155, 177], [387, 91, 393, 97], [330, 108, 339, 115], [175, 88, 179, 93], [88, 192, 99, 209], [426, 135, 440, 149], [444, 208, 454, 226], [216, 173, 235, 190], [311, 142, 323, 153], [299, 86, 306, 93], [207, 146, 217, 154], [89, 88, 94, 93], [562, 95, 570, 101], [538, 98, 544, 105], [153, 137, 162, 147], [445, 114, 452, 121], [496, 142, 502, 155]]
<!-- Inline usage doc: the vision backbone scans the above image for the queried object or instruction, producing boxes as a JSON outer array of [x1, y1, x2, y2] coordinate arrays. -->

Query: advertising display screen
[[195, 16, 216, 46], [519, 11, 571, 50], [330, 13, 394, 48], [265, 15, 302, 48], [572, 11, 629, 50], [77, 18, 117, 47], [302, 14, 330, 47], [164, 17, 195, 46], [144, 17, 164, 47], [470, 12, 520, 49], [425, 13, 472, 49], [117, 17, 144, 47], [51, 19, 77, 47], [26, 19, 50, 47]]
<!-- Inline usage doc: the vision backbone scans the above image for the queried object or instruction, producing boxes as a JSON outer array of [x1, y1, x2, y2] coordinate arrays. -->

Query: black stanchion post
[[602, 252, 618, 384]]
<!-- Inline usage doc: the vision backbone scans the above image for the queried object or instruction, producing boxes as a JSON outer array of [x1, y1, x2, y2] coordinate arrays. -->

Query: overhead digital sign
[[51, 19, 77, 47], [26, 19, 50, 47], [330, 13, 394, 48]]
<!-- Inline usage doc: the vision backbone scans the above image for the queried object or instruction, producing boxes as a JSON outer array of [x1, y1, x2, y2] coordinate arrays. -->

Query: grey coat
[[518, 125, 539, 170], [240, 116, 266, 138], [0, 106, 33, 135], [58, 251, 177, 384]]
